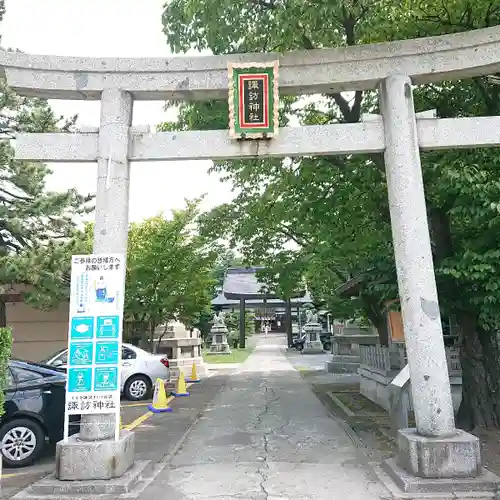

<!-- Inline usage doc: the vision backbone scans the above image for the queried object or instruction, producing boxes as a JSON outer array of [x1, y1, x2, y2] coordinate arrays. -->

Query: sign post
[[228, 61, 279, 139], [64, 253, 125, 441]]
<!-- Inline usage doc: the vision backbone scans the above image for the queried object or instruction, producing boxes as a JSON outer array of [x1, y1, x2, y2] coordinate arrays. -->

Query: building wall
[[7, 300, 69, 362]]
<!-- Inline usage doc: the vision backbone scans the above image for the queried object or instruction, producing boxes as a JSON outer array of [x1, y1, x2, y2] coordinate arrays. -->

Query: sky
[[1, 0, 234, 222]]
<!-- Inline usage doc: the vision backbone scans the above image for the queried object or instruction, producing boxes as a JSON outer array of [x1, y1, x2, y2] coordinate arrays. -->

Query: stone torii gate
[[5, 26, 500, 496]]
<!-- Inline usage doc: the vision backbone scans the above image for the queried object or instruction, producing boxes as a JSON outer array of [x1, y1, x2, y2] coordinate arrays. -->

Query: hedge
[[0, 327, 13, 418]]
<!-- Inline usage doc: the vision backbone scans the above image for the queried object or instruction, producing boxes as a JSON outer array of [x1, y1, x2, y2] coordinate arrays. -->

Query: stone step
[[13, 461, 152, 499], [382, 458, 500, 495]]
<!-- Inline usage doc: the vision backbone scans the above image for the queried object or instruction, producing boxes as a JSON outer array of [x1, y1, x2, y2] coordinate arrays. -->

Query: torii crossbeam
[[5, 25, 500, 493]]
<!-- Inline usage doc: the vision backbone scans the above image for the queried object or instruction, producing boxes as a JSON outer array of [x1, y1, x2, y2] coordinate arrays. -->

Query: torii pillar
[[380, 75, 482, 485]]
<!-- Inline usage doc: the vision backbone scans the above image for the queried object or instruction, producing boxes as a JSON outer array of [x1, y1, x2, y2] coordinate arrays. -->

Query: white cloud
[[2, 0, 234, 221]]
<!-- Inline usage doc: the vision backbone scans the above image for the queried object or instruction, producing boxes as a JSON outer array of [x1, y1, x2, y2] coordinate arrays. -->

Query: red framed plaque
[[228, 61, 279, 139]]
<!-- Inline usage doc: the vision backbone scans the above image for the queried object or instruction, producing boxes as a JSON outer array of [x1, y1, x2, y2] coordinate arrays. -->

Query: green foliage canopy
[[161, 0, 500, 427], [125, 199, 219, 333]]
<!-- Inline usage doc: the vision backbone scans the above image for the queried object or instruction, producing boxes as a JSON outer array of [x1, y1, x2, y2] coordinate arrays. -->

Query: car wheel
[[0, 418, 45, 468], [124, 375, 151, 401]]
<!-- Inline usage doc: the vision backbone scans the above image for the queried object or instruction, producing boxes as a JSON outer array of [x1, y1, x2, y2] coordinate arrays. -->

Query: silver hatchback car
[[42, 343, 171, 401]]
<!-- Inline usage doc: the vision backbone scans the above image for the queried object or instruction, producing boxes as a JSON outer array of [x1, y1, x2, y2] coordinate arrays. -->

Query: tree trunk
[[285, 298, 293, 347], [155, 324, 169, 353], [456, 313, 500, 431], [138, 323, 149, 351], [360, 294, 389, 346], [239, 298, 246, 349], [0, 301, 6, 328], [148, 321, 157, 353]]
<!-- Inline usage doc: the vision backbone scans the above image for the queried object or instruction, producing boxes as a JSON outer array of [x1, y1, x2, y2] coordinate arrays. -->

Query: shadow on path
[[141, 334, 390, 500]]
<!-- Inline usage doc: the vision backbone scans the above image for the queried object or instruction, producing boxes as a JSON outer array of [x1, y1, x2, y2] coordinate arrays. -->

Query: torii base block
[[12, 461, 151, 500], [375, 429, 500, 496], [56, 430, 135, 480]]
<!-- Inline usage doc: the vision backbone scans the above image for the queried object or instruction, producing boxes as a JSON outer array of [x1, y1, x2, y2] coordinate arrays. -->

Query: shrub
[[228, 330, 240, 348], [0, 327, 12, 418], [224, 310, 255, 338]]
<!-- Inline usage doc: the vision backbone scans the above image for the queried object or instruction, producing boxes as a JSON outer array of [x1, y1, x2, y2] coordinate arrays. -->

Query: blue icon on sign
[[95, 276, 115, 304], [95, 276, 107, 302], [95, 341, 119, 365], [94, 367, 118, 392], [96, 316, 120, 339], [70, 316, 94, 340], [69, 342, 93, 366], [68, 368, 92, 393]]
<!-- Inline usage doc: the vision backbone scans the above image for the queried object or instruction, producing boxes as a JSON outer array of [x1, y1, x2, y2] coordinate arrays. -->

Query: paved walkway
[[142, 334, 390, 500]]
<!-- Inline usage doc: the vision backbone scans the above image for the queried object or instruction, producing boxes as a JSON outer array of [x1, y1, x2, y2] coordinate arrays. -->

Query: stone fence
[[326, 333, 379, 373], [359, 343, 462, 412], [359, 344, 461, 376], [326, 333, 462, 412]]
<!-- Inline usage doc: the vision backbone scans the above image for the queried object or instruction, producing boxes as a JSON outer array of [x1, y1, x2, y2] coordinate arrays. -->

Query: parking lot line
[[124, 410, 154, 430], [2, 382, 196, 479], [2, 472, 26, 479], [123, 394, 176, 431], [123, 381, 194, 430]]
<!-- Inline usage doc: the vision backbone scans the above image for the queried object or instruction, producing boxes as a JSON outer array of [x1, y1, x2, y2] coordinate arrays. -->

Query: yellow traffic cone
[[171, 370, 190, 397], [187, 362, 200, 383], [148, 378, 173, 413]]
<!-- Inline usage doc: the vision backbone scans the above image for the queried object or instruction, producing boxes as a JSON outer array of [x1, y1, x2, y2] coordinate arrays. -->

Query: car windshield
[[10, 359, 66, 376], [40, 349, 66, 364], [126, 345, 148, 356]]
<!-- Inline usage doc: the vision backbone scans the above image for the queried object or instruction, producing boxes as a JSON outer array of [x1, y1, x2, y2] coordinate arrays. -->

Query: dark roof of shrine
[[211, 291, 312, 307], [213, 267, 309, 303]]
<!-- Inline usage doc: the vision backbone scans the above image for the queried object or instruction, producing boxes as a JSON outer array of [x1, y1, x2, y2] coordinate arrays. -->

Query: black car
[[0, 360, 80, 468]]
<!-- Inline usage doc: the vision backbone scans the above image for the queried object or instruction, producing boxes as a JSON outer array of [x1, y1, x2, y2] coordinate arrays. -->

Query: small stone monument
[[207, 311, 232, 355], [156, 321, 206, 383], [303, 307, 324, 354]]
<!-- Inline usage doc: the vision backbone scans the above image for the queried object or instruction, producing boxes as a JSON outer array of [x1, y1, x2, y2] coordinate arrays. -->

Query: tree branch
[[249, 0, 276, 9], [0, 188, 33, 202]]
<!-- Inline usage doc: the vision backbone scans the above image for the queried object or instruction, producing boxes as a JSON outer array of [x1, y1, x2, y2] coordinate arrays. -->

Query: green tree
[[210, 249, 245, 290], [162, 1, 500, 429], [4, 225, 93, 311], [224, 309, 256, 345], [0, 77, 90, 253], [125, 199, 218, 350], [0, 22, 93, 322], [193, 251, 246, 338]]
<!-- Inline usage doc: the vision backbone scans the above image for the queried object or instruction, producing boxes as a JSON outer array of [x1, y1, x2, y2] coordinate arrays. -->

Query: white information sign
[[64, 253, 125, 439]]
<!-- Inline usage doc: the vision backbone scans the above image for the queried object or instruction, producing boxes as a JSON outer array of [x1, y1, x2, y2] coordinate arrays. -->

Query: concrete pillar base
[[14, 460, 151, 500], [207, 342, 232, 354], [302, 341, 324, 354], [381, 458, 500, 495], [55, 430, 135, 480], [396, 428, 481, 479]]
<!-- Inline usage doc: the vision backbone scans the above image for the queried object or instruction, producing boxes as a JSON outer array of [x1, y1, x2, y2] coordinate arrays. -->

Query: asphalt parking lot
[[1, 372, 230, 499]]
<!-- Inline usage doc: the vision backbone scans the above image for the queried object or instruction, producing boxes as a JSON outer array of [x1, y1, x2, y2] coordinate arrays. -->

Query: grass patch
[[202, 346, 254, 364], [334, 392, 387, 415]]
